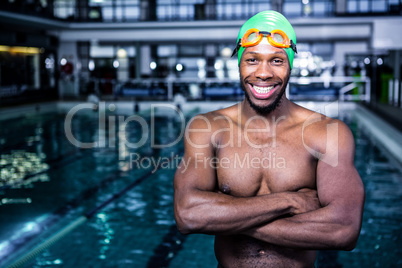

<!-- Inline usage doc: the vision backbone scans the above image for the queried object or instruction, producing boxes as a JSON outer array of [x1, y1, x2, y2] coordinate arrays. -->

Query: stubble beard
[[242, 75, 289, 115]]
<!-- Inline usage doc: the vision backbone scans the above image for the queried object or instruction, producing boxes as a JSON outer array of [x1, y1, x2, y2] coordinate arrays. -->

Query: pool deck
[[354, 104, 402, 166], [1, 100, 401, 165]]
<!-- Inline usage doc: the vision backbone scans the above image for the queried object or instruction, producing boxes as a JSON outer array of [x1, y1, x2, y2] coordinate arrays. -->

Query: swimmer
[[174, 11, 364, 268]]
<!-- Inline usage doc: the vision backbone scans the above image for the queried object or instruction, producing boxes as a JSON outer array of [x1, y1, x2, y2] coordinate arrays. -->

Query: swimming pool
[[0, 101, 401, 267]]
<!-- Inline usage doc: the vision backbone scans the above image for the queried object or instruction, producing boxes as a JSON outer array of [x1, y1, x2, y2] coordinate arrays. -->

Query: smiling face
[[240, 43, 291, 115]]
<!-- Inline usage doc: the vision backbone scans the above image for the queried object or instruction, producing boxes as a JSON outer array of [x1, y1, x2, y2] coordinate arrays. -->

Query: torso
[[210, 103, 321, 268]]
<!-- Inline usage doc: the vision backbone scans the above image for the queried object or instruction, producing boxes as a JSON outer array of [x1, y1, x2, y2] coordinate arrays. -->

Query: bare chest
[[215, 130, 317, 197]]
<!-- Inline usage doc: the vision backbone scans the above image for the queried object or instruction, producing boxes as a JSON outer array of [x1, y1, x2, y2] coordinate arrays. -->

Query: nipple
[[221, 184, 231, 194]]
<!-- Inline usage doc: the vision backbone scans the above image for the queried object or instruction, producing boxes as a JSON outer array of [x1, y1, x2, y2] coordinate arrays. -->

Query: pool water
[[0, 105, 401, 267]]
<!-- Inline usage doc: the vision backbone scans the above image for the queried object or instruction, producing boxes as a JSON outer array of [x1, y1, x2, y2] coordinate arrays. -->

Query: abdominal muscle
[[214, 234, 317, 268]]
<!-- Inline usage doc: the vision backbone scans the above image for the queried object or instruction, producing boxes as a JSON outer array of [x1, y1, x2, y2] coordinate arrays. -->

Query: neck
[[240, 95, 293, 125]]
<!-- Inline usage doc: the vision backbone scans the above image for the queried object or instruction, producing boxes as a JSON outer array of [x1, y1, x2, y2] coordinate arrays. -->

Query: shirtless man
[[173, 11, 365, 268]]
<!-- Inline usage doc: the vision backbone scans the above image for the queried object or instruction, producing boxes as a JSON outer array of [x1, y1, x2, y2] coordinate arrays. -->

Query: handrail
[[388, 78, 401, 107], [288, 76, 370, 102], [82, 76, 371, 102]]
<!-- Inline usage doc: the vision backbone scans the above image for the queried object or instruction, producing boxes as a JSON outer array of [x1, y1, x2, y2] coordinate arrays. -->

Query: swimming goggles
[[231, 28, 297, 57]]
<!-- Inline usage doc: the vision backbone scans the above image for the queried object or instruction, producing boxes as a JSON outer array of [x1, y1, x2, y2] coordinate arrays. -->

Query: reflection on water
[[94, 212, 115, 260], [0, 151, 49, 189]]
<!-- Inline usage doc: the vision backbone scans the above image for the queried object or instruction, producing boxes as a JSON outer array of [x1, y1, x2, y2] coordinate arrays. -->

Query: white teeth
[[253, 85, 274, 94]]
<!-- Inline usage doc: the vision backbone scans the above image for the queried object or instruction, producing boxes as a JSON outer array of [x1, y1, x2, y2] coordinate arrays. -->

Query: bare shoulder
[[294, 104, 354, 157], [186, 103, 240, 131], [184, 103, 240, 148]]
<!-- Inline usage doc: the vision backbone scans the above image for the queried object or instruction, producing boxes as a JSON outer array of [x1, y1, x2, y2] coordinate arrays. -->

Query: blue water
[[0, 106, 401, 267]]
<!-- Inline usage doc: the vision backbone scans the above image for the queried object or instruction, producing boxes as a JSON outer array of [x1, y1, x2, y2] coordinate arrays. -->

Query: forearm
[[175, 190, 295, 235], [244, 205, 361, 250]]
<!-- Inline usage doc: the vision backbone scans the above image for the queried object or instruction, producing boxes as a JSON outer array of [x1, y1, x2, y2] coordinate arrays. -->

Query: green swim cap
[[235, 11, 297, 69]]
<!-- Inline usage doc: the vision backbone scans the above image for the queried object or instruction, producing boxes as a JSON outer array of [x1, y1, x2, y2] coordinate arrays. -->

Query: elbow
[[176, 223, 192, 235], [330, 197, 364, 251], [332, 224, 361, 251], [174, 193, 211, 235], [175, 219, 193, 235], [343, 225, 361, 251], [174, 208, 204, 235]]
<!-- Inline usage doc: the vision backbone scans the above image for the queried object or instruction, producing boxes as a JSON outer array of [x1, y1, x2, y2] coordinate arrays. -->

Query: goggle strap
[[231, 41, 241, 57], [290, 40, 297, 53]]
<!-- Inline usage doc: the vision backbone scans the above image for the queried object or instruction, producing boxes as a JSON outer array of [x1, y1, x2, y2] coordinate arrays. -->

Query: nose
[[254, 62, 273, 81]]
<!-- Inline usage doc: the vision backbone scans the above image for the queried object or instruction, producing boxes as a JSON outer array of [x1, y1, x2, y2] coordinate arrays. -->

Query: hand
[[288, 188, 321, 215]]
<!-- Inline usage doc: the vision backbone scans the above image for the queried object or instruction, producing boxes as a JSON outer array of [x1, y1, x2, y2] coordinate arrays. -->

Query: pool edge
[[354, 103, 402, 166]]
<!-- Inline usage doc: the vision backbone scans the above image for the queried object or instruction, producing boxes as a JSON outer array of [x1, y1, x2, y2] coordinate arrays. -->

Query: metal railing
[[388, 78, 402, 108], [287, 76, 371, 102], [75, 75, 371, 103]]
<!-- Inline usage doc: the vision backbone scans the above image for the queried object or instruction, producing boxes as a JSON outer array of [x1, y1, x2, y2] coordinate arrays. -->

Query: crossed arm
[[173, 116, 365, 250], [242, 155, 364, 250]]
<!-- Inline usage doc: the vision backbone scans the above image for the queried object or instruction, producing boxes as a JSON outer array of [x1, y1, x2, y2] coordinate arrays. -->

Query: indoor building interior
[[0, 1, 401, 267]]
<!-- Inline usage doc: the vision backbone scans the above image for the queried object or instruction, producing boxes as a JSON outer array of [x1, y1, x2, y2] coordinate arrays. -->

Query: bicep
[[174, 115, 218, 195], [174, 149, 217, 194], [316, 121, 364, 219]]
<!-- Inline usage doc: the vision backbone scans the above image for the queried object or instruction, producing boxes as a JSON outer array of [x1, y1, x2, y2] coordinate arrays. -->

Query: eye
[[272, 58, 284, 65], [246, 58, 257, 64]]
